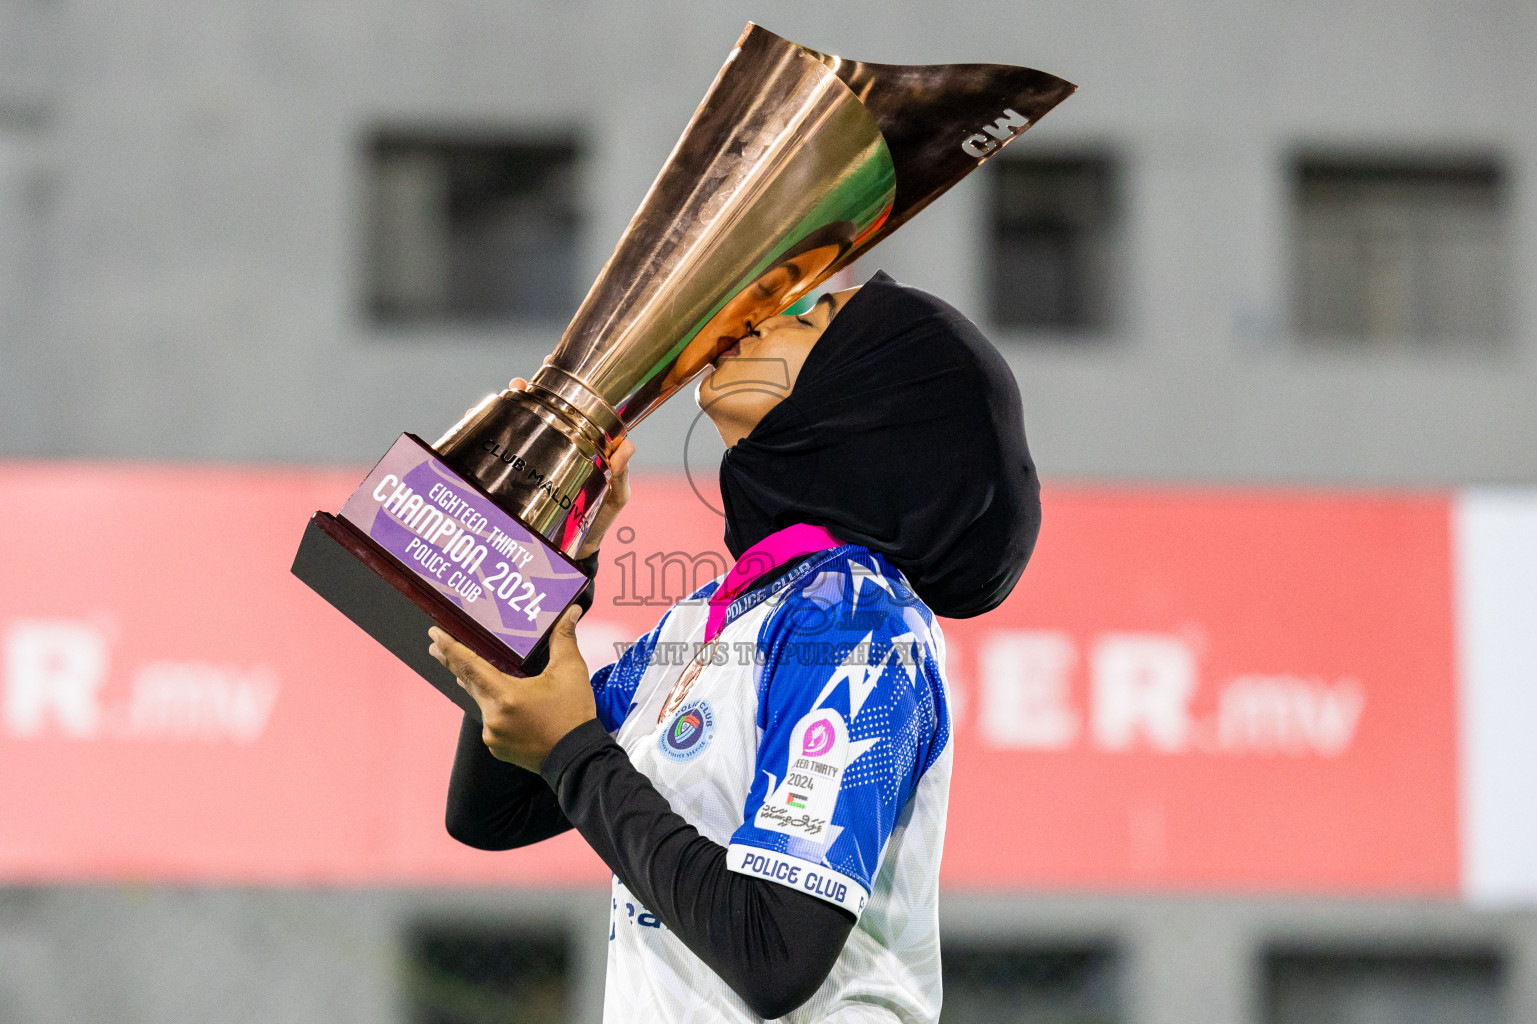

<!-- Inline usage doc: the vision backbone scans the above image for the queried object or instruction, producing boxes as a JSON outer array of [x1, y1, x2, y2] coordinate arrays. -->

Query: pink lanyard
[[703, 523, 844, 642]]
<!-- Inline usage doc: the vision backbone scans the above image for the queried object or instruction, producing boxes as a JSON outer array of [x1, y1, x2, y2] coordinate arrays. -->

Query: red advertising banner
[[937, 489, 1456, 894], [0, 463, 1457, 893]]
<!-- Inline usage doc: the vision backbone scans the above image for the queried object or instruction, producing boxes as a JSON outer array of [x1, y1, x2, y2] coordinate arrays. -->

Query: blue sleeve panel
[[590, 578, 721, 733], [727, 549, 950, 906]]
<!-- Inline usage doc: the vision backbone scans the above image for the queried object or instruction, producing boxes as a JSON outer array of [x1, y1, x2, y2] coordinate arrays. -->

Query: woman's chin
[[696, 374, 732, 414]]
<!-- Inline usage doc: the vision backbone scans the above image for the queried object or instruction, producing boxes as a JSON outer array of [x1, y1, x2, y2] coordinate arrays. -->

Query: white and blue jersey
[[590, 544, 952, 1023]]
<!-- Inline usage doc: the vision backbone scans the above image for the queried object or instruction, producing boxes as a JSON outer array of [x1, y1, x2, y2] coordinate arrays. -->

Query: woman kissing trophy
[[291, 22, 1074, 715]]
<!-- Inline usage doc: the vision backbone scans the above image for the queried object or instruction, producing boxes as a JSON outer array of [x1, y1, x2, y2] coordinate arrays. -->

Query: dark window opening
[[1265, 947, 1505, 1024], [940, 941, 1121, 1024], [988, 155, 1120, 334], [403, 922, 570, 1024], [1290, 153, 1509, 347], [366, 132, 581, 326]]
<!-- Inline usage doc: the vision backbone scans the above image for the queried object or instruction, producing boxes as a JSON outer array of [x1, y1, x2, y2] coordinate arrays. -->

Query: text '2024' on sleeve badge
[[755, 708, 849, 840]]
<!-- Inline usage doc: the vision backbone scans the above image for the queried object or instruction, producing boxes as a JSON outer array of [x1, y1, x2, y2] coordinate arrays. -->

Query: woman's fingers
[[428, 627, 498, 700], [428, 613, 596, 771], [546, 606, 586, 668], [605, 439, 635, 513], [427, 639, 463, 688], [610, 438, 636, 477], [508, 376, 529, 391], [574, 439, 637, 559]]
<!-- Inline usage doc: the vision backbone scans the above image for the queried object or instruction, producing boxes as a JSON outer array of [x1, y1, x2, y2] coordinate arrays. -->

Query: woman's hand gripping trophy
[[427, 376, 635, 771]]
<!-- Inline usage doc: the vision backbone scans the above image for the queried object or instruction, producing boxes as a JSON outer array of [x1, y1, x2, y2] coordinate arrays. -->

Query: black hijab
[[718, 270, 1040, 618]]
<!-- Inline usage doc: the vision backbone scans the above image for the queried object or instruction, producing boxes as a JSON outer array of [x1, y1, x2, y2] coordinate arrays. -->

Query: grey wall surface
[[2, 2, 1535, 1023], [1, 0, 1533, 484], [4, 886, 1537, 1024]]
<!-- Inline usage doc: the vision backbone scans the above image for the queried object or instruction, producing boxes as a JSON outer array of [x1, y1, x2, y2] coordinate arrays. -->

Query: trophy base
[[292, 512, 540, 720]]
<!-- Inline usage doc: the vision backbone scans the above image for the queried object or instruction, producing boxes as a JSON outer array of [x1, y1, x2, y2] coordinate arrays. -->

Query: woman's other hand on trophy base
[[508, 376, 634, 562], [427, 607, 596, 773], [576, 437, 633, 559]]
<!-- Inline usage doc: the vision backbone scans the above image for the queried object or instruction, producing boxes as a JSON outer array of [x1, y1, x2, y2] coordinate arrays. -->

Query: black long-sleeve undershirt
[[444, 711, 571, 848], [444, 555, 855, 1019], [542, 720, 854, 1019]]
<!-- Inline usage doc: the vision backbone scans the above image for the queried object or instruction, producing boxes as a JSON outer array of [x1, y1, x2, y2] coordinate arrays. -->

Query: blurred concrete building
[[2, 0, 1535, 1022]]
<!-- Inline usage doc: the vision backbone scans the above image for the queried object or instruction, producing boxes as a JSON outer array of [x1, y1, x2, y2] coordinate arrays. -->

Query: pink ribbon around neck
[[704, 523, 843, 641]]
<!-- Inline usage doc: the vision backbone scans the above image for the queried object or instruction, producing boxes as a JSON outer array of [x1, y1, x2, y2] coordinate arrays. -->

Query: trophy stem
[[433, 390, 612, 556], [527, 364, 627, 446]]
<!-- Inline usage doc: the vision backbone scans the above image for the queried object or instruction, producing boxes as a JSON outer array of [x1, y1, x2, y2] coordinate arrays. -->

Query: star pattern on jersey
[[846, 557, 896, 616], [755, 555, 943, 887], [846, 736, 881, 765], [814, 630, 891, 720], [799, 570, 846, 608], [888, 631, 922, 688]]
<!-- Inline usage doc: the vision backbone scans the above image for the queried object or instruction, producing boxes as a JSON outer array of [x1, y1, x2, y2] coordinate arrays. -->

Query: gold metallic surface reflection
[[434, 22, 1076, 553]]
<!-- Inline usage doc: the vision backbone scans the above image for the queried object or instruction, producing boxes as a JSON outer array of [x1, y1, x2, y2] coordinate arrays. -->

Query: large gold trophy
[[292, 24, 1074, 714]]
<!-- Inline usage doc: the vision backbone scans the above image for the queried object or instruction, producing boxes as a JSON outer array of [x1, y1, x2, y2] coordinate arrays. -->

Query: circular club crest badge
[[658, 699, 715, 763]]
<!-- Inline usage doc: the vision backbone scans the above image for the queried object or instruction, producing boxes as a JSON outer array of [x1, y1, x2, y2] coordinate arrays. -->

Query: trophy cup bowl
[[291, 23, 1075, 716]]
